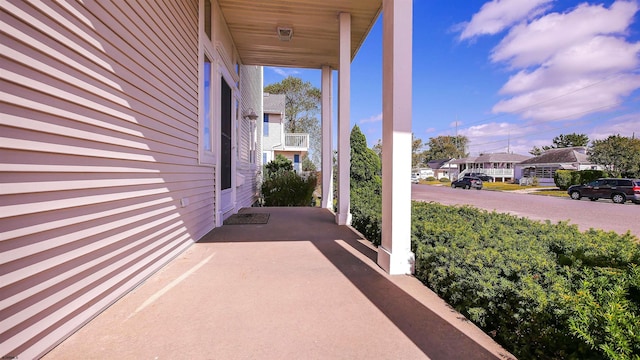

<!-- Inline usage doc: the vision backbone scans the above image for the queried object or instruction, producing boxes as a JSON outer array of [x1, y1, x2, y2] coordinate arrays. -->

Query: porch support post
[[377, 0, 414, 274], [321, 65, 334, 210], [336, 12, 351, 225]]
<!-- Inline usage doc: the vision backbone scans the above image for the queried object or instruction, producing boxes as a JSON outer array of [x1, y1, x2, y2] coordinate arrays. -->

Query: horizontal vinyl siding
[[0, 1, 211, 359], [236, 65, 262, 207]]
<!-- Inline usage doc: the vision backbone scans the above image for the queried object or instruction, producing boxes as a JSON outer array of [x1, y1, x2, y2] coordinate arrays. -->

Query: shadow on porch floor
[[43, 207, 514, 359]]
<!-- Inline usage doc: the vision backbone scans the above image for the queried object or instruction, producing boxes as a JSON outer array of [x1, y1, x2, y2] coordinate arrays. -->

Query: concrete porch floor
[[43, 207, 514, 360]]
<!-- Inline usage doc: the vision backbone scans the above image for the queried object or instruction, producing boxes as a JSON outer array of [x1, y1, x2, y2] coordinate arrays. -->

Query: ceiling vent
[[277, 26, 293, 41]]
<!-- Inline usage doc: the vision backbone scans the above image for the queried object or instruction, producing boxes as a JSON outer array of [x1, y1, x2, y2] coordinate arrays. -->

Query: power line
[[431, 72, 628, 135]]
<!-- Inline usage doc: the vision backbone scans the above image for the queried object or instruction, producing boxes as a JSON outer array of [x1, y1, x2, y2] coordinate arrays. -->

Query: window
[[203, 56, 212, 152], [199, 0, 216, 165], [263, 113, 269, 136]]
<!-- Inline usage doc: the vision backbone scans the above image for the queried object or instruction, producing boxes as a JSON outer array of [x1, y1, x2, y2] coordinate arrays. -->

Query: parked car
[[467, 172, 494, 182], [451, 176, 483, 190], [411, 174, 420, 184], [567, 178, 640, 204]]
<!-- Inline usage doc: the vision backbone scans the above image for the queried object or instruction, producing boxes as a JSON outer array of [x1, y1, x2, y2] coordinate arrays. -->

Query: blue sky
[[264, 0, 640, 156]]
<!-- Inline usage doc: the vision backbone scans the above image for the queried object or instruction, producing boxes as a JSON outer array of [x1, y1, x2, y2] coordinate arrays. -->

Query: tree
[[264, 77, 322, 167], [350, 125, 382, 245], [588, 134, 640, 177], [372, 138, 383, 162], [423, 135, 468, 162], [552, 133, 589, 148], [530, 133, 589, 155], [412, 134, 423, 168], [351, 125, 382, 183]]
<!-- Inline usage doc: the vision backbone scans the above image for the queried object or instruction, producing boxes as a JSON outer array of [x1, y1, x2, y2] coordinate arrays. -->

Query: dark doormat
[[224, 213, 270, 225]]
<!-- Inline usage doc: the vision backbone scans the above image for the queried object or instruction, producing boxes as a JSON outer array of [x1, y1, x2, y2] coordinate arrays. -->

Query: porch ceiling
[[218, 0, 382, 69]]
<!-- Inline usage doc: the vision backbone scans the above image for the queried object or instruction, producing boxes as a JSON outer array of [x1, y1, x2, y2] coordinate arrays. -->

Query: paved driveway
[[412, 184, 640, 239]]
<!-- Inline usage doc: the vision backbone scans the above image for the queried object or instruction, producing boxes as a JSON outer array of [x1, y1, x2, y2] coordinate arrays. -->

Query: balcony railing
[[458, 168, 515, 179], [284, 133, 309, 150]]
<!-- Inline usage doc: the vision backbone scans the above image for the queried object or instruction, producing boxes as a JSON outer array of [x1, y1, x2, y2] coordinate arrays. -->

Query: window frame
[[198, 0, 217, 165]]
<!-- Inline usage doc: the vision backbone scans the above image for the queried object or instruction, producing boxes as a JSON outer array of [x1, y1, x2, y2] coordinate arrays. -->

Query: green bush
[[577, 170, 605, 184], [554, 170, 573, 190], [426, 176, 436, 181], [411, 201, 640, 360], [439, 177, 450, 183], [265, 154, 293, 175], [350, 125, 383, 245], [261, 170, 317, 206]]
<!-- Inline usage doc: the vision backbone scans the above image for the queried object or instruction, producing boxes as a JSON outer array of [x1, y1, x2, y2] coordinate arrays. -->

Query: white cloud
[[588, 112, 640, 140], [269, 67, 300, 77], [501, 37, 640, 94], [359, 113, 383, 124], [491, 1, 639, 67], [494, 74, 640, 121], [473, 0, 640, 122], [458, 0, 553, 40]]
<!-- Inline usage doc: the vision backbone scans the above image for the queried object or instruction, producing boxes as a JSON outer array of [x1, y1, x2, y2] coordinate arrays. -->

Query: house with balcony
[[452, 153, 532, 182], [262, 93, 309, 172], [0, 1, 506, 359]]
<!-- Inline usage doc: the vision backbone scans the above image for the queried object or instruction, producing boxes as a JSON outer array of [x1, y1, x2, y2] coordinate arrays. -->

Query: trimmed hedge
[[411, 202, 640, 360], [555, 169, 606, 190], [261, 170, 317, 206]]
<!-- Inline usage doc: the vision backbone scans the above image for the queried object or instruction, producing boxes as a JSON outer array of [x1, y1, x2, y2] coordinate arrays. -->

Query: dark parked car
[[567, 178, 640, 204], [467, 172, 494, 182], [452, 176, 483, 190]]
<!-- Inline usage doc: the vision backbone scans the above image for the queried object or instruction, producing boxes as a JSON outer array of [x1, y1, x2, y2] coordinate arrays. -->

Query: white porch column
[[377, 0, 414, 274], [321, 65, 334, 210], [336, 12, 351, 225]]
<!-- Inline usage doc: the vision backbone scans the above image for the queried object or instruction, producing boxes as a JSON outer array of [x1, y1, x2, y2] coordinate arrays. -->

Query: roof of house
[[263, 93, 285, 114], [451, 153, 531, 164], [518, 147, 590, 165], [427, 159, 454, 169]]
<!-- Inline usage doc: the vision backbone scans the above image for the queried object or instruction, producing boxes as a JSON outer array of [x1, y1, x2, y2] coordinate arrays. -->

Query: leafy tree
[[412, 134, 424, 167], [423, 135, 468, 162], [350, 125, 382, 245], [351, 125, 381, 182], [589, 134, 640, 177], [530, 133, 589, 156], [529, 146, 545, 156], [372, 138, 383, 162], [301, 154, 316, 172], [552, 133, 589, 148], [264, 154, 292, 177], [264, 76, 322, 167]]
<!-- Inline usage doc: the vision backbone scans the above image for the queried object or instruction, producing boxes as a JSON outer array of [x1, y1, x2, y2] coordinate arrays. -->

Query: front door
[[220, 77, 233, 216]]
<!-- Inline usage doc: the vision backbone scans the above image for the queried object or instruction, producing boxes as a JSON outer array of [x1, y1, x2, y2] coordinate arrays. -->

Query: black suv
[[452, 176, 483, 190], [567, 178, 640, 204]]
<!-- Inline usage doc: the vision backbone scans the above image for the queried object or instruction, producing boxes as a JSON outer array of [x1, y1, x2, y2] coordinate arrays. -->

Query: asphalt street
[[412, 184, 640, 239]]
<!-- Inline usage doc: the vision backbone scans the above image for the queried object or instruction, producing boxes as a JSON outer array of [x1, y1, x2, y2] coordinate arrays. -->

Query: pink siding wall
[[0, 1, 221, 358], [236, 65, 262, 207]]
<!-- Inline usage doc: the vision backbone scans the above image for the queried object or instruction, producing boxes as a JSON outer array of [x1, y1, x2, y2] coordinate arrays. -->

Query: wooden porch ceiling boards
[[218, 0, 382, 69]]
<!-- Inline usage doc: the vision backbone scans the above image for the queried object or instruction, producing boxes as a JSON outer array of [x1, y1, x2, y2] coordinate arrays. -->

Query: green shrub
[[571, 170, 605, 185], [411, 202, 640, 360], [439, 177, 450, 183], [350, 125, 383, 245], [554, 170, 573, 190], [265, 154, 293, 175], [261, 171, 317, 206], [426, 176, 436, 181]]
